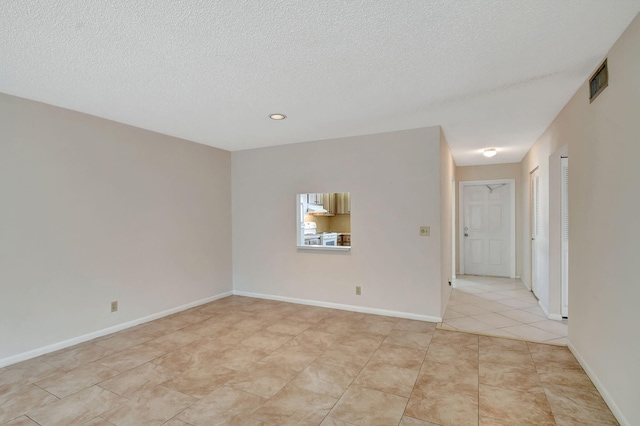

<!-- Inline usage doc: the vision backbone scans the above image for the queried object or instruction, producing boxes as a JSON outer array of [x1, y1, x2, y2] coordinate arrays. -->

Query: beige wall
[[455, 163, 522, 278], [0, 93, 232, 364], [232, 127, 446, 320], [521, 12, 640, 424]]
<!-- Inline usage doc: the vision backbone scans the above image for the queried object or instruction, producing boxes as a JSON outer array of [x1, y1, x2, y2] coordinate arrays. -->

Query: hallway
[[441, 276, 568, 345]]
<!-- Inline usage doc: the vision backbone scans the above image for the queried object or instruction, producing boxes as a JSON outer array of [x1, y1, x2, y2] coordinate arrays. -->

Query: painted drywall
[[232, 127, 445, 319], [0, 93, 232, 362], [521, 12, 640, 424], [439, 131, 455, 313], [455, 163, 522, 278]]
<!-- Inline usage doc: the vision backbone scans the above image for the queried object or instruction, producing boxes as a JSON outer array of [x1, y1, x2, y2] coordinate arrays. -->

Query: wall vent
[[589, 59, 608, 103]]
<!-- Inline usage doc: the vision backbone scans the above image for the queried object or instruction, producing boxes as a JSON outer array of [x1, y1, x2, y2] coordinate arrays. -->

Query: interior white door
[[561, 158, 569, 317], [463, 183, 511, 277], [531, 168, 541, 297]]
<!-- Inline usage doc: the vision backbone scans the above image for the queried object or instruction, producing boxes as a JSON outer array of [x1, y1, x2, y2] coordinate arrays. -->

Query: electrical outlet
[[111, 301, 118, 312], [355, 286, 362, 296], [420, 226, 430, 236]]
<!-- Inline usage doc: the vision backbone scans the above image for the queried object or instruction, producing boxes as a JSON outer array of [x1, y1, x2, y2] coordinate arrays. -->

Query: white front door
[[462, 183, 512, 277], [531, 168, 541, 297]]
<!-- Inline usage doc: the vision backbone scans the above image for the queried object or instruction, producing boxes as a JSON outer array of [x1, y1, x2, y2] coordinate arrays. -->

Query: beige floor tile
[[239, 330, 293, 353], [226, 363, 295, 398], [319, 417, 358, 425], [498, 324, 561, 342], [94, 328, 157, 352], [328, 385, 407, 426], [443, 316, 495, 332], [478, 347, 535, 368], [176, 386, 267, 426], [286, 329, 340, 352], [498, 297, 539, 309], [41, 343, 114, 372], [479, 361, 543, 393], [289, 361, 357, 398], [3, 416, 42, 426], [497, 309, 546, 324], [258, 348, 321, 375], [353, 362, 418, 397], [447, 303, 492, 316], [383, 329, 432, 350], [527, 342, 579, 366], [316, 343, 374, 371], [139, 317, 190, 337], [27, 386, 126, 426], [161, 419, 195, 426], [335, 332, 386, 352], [473, 301, 514, 313], [151, 343, 228, 373], [102, 385, 196, 426], [545, 337, 568, 345], [530, 319, 569, 336], [34, 362, 119, 398], [479, 384, 555, 425], [1, 295, 616, 426], [141, 330, 202, 352], [479, 328, 519, 339], [479, 335, 529, 353], [415, 361, 478, 397], [399, 416, 440, 426], [0, 384, 59, 424], [535, 362, 597, 390], [393, 319, 437, 333], [522, 307, 548, 318], [369, 344, 426, 370], [350, 318, 397, 335], [97, 342, 168, 372], [265, 320, 313, 336], [253, 385, 337, 425], [405, 386, 478, 426], [478, 415, 515, 425], [160, 363, 237, 398], [470, 312, 522, 328], [543, 383, 619, 425], [473, 292, 512, 301], [442, 308, 466, 320], [0, 360, 59, 387], [98, 362, 179, 398]]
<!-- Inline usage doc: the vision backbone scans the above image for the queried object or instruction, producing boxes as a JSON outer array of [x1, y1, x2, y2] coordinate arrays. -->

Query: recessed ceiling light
[[269, 113, 287, 120], [483, 148, 497, 158]]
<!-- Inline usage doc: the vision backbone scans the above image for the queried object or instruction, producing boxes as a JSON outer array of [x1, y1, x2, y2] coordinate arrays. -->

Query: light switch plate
[[420, 226, 430, 236]]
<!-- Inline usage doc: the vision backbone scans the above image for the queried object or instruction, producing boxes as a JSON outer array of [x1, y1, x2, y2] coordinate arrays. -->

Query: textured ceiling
[[2, 1, 639, 165]]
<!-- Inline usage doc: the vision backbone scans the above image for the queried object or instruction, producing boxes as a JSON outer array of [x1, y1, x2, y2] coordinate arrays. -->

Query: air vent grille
[[589, 59, 608, 103]]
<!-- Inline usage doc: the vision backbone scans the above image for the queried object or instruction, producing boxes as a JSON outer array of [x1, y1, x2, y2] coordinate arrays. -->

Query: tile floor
[[441, 276, 568, 345], [0, 296, 616, 425]]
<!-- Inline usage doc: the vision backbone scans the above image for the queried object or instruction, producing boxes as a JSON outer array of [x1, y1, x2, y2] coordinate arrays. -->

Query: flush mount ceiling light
[[269, 113, 287, 120], [483, 148, 497, 158]]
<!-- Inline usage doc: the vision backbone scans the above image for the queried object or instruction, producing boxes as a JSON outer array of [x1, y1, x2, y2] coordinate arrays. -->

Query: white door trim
[[459, 179, 516, 278]]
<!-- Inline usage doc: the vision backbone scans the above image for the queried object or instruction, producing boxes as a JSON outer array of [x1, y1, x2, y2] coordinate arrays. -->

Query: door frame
[[459, 179, 516, 278], [530, 167, 540, 296]]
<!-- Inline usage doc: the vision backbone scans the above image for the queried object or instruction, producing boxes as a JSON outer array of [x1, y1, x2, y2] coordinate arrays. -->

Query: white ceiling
[[2, 1, 639, 166]]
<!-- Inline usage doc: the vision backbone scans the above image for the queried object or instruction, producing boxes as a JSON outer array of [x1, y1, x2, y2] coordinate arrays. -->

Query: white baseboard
[[0, 291, 233, 368], [537, 300, 563, 321], [233, 290, 442, 323], [538, 299, 550, 318], [567, 340, 629, 426]]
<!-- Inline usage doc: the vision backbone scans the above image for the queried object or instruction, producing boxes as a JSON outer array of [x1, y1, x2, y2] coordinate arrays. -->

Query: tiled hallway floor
[[441, 276, 568, 345], [0, 296, 615, 425]]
